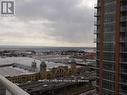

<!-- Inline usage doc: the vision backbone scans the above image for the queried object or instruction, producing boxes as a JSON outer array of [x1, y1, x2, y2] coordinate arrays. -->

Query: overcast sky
[[0, 0, 96, 47]]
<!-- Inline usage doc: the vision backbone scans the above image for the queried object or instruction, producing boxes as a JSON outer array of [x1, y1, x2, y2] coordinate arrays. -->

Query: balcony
[[94, 3, 100, 9], [120, 85, 127, 95], [121, 16, 127, 22], [121, 27, 126, 32], [120, 37, 127, 43], [0, 75, 30, 95], [120, 47, 127, 53], [93, 38, 97, 43], [121, 68, 127, 74], [94, 20, 100, 26], [121, 6, 127, 12], [121, 58, 127, 63], [94, 30, 99, 34], [94, 12, 100, 17]]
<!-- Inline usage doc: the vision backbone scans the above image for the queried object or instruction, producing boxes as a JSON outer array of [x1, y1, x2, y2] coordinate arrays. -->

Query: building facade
[[7, 61, 77, 83], [95, 0, 127, 95]]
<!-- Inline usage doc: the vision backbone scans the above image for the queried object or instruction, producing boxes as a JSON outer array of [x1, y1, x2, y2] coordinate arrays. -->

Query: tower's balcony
[[94, 20, 100, 26], [94, 12, 100, 17], [121, 27, 126, 33], [0, 75, 30, 95], [121, 16, 127, 22], [93, 38, 97, 43], [121, 58, 127, 63], [121, 5, 127, 12], [120, 37, 127, 43], [94, 3, 100, 9], [94, 29, 99, 34]]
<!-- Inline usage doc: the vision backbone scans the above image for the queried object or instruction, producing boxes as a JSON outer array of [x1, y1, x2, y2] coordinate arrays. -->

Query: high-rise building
[[95, 0, 127, 95]]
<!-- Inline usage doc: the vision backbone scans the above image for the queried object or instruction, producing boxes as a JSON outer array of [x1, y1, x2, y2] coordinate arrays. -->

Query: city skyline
[[0, 0, 96, 47]]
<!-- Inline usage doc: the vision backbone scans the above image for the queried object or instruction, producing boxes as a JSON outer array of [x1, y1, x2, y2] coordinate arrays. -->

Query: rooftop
[[0, 57, 70, 77], [0, 66, 35, 77], [0, 57, 70, 69]]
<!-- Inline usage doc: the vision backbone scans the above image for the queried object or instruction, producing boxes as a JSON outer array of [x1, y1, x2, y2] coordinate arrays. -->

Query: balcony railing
[[94, 12, 100, 17], [94, 20, 100, 26], [121, 27, 126, 32], [121, 16, 127, 22], [0, 75, 30, 95], [121, 6, 127, 11], [94, 3, 100, 9], [94, 30, 99, 34], [120, 37, 127, 42], [121, 58, 127, 63]]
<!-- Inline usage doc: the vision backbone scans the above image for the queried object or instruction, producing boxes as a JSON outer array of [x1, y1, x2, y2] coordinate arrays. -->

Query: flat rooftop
[[0, 57, 70, 77], [0, 66, 34, 77], [0, 57, 70, 70]]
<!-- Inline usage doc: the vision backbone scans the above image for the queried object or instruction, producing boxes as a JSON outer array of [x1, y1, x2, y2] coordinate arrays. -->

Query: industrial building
[[0, 57, 79, 83]]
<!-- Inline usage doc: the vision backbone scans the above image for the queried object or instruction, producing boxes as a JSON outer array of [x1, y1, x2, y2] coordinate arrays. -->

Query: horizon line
[[0, 45, 95, 48]]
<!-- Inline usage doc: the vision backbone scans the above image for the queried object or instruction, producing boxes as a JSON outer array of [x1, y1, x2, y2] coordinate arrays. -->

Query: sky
[[0, 0, 96, 47]]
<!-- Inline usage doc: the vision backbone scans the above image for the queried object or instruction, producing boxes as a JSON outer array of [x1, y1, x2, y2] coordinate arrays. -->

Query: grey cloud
[[0, 0, 96, 46], [16, 0, 93, 23], [45, 21, 94, 43]]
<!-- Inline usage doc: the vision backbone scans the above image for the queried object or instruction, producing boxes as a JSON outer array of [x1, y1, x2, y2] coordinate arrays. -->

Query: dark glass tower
[[95, 0, 127, 95]]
